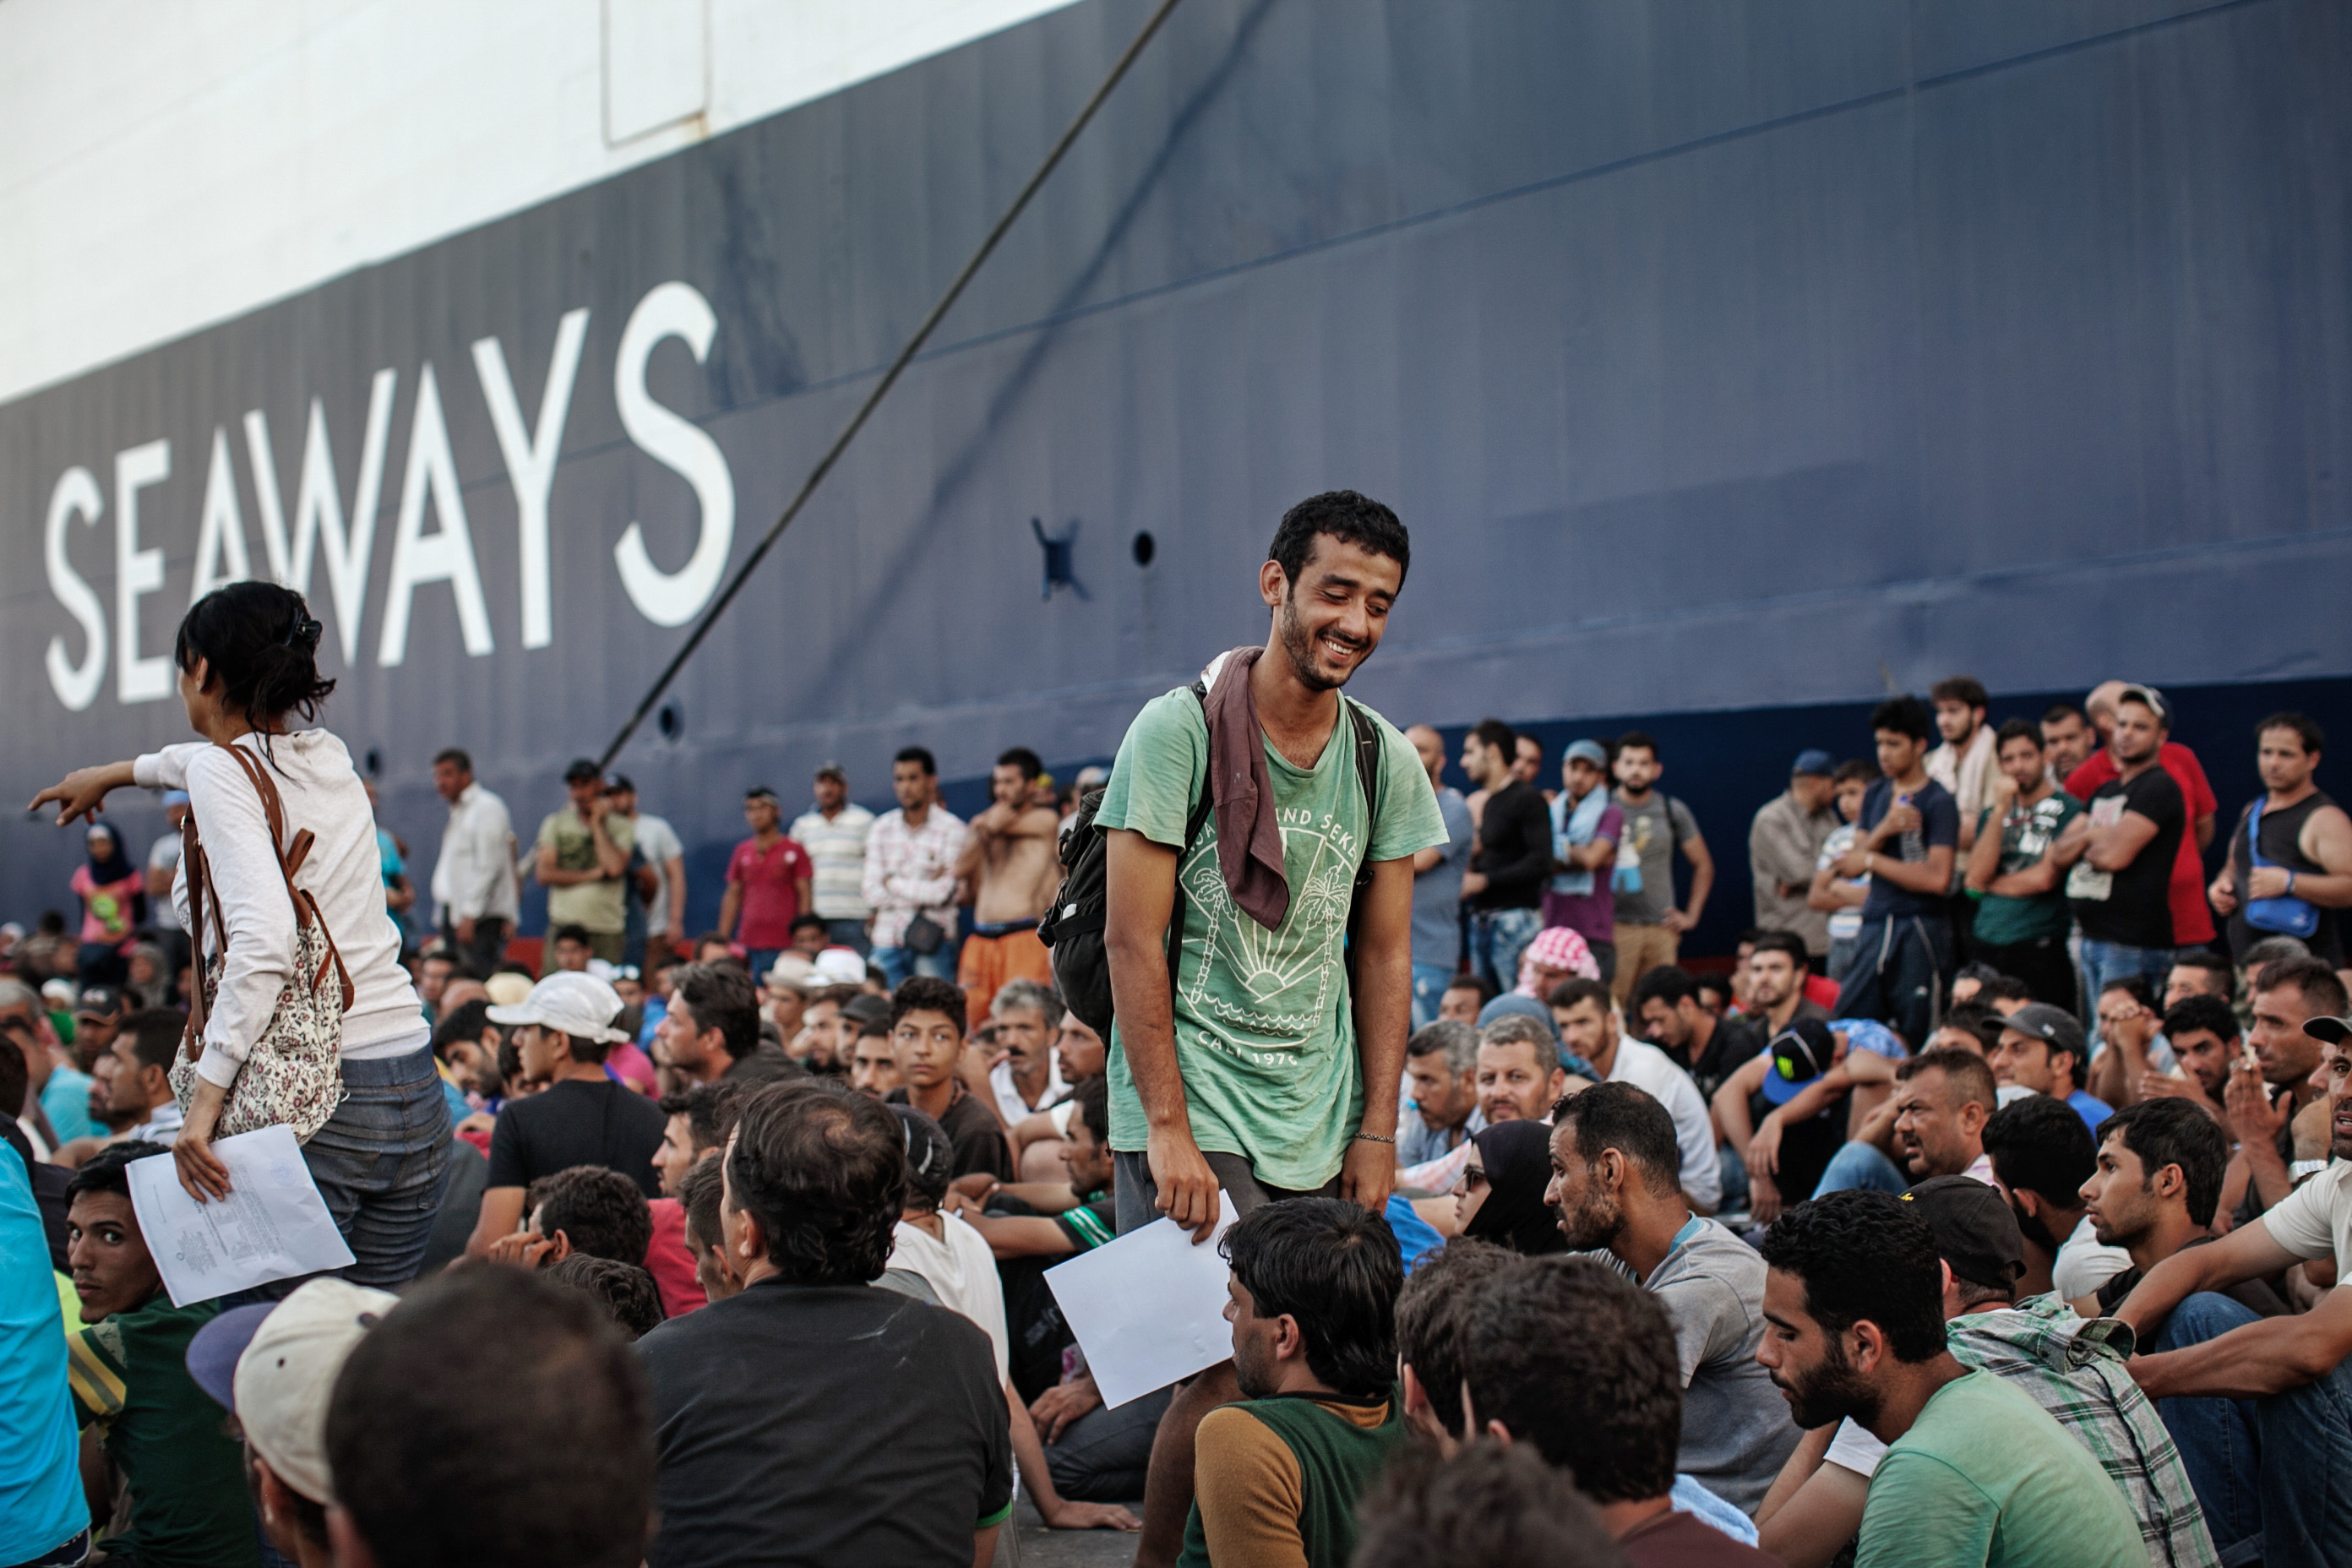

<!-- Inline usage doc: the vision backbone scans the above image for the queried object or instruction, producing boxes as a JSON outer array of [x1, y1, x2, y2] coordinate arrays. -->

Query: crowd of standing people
[[3, 493, 2352, 1568]]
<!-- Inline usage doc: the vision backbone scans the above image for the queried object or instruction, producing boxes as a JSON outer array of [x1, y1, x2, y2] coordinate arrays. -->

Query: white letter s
[[612, 282, 734, 629], [45, 467, 107, 711]]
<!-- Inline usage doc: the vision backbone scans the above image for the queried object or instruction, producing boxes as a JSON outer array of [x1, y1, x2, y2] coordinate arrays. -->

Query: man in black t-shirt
[[639, 1078, 1013, 1566], [2063, 688, 2186, 1010], [466, 972, 667, 1256], [1832, 696, 1960, 1047], [883, 976, 1014, 1181], [1461, 719, 1554, 996]]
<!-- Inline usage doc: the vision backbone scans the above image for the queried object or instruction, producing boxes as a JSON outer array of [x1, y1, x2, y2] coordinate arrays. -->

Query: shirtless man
[[955, 747, 1065, 1024]]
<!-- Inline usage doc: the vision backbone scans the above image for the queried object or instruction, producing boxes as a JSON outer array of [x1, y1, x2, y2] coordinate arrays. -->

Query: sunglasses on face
[[1454, 1166, 1489, 1194]]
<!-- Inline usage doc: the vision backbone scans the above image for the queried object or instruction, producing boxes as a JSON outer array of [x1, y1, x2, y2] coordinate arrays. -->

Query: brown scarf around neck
[[1201, 645, 1293, 931]]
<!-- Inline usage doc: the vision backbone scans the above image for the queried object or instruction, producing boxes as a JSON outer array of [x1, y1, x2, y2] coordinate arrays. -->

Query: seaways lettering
[[38, 282, 733, 709]]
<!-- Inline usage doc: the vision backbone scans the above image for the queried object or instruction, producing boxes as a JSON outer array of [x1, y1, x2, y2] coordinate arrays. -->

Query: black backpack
[[1039, 681, 1383, 1042]]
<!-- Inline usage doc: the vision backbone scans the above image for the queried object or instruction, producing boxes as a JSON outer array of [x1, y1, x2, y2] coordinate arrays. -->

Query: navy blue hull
[[4, 0, 2348, 952]]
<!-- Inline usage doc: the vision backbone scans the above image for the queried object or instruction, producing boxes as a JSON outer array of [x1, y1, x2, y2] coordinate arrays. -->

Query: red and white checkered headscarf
[[1516, 925, 1599, 997]]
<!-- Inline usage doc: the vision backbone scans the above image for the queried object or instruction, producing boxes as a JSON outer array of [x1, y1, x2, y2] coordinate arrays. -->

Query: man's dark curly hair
[[526, 1166, 653, 1266], [1353, 1440, 1624, 1568], [1222, 1197, 1402, 1400], [889, 975, 967, 1037], [326, 1266, 653, 1568], [1461, 1257, 1681, 1504], [544, 1255, 667, 1342], [1266, 490, 1409, 589], [66, 1140, 170, 1203], [1759, 1190, 1946, 1364], [1394, 1240, 1524, 1439], [656, 1080, 743, 1157], [725, 1077, 905, 1282]]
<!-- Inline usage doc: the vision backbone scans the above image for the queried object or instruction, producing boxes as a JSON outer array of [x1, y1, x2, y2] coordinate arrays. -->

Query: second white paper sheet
[[125, 1124, 357, 1307], [1044, 1191, 1239, 1409]]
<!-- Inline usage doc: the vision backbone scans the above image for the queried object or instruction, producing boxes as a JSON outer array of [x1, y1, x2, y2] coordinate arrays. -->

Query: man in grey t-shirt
[[1406, 725, 1473, 1028], [1610, 732, 1712, 1006], [1547, 1082, 1798, 1513]]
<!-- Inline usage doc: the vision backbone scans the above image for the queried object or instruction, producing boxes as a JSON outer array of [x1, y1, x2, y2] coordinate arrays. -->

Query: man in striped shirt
[[791, 761, 875, 953]]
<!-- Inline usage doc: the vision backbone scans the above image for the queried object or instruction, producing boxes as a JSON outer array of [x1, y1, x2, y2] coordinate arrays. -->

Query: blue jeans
[[2081, 939, 2175, 1047], [1810, 1140, 1909, 1198], [2154, 1293, 2266, 1566], [825, 919, 873, 956], [303, 1043, 452, 1289], [1468, 907, 1543, 997], [1410, 963, 1456, 1029], [872, 944, 955, 991], [1832, 913, 1952, 1049], [2156, 1288, 2352, 1568]]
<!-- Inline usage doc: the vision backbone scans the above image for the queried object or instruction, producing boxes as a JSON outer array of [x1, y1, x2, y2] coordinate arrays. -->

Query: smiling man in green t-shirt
[[1097, 489, 1444, 1565]]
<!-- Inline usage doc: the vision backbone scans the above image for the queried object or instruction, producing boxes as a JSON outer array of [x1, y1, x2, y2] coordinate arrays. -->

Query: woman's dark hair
[[724, 1078, 905, 1283], [1759, 1191, 1948, 1364], [174, 582, 335, 728], [1222, 1197, 1402, 1399]]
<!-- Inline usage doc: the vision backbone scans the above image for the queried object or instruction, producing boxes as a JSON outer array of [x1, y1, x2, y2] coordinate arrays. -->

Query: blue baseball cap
[[1791, 749, 1836, 778], [1565, 739, 1609, 769]]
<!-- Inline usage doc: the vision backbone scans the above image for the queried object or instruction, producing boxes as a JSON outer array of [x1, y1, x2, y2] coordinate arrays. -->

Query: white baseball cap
[[487, 971, 630, 1043], [797, 947, 868, 991], [185, 1277, 400, 1505], [766, 951, 818, 988]]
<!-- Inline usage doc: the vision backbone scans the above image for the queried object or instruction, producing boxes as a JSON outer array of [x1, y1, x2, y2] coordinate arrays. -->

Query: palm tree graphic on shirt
[[1175, 815, 1357, 1043]]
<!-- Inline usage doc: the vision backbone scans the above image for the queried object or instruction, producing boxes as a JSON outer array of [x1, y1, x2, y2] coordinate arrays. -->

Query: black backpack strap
[[1165, 679, 1216, 1001], [1345, 696, 1381, 886]]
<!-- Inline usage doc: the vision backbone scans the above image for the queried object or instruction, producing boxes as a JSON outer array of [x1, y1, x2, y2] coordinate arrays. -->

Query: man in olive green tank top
[[1179, 1199, 1409, 1568]]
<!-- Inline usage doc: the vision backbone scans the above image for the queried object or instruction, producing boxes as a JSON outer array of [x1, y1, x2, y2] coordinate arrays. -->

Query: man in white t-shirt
[[609, 777, 687, 959], [2116, 1010, 2352, 1568], [1547, 977, 1720, 1213]]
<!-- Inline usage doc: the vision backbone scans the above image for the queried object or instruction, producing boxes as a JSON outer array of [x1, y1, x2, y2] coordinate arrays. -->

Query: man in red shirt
[[2066, 684, 2217, 950], [720, 787, 814, 979]]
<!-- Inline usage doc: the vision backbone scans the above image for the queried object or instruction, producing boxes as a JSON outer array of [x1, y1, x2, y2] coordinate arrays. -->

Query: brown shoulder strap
[[210, 740, 357, 1012]]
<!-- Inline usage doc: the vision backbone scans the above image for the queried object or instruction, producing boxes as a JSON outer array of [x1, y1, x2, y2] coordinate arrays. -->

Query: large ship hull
[[5, 0, 2348, 951]]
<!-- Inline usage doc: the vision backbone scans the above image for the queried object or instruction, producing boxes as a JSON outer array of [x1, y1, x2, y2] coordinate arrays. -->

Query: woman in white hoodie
[[31, 582, 448, 1288]]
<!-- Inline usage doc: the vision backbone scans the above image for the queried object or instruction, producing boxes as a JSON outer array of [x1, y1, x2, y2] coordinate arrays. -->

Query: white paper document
[[125, 1124, 356, 1307], [1045, 1191, 1239, 1408]]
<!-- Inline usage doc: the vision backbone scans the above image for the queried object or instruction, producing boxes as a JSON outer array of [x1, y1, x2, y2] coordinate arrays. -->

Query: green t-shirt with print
[[1097, 688, 1446, 1190], [1972, 790, 2082, 947]]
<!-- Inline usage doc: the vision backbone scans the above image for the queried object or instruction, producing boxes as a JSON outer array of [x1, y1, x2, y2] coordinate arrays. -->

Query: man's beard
[[1554, 1184, 1622, 1252], [1276, 594, 1355, 694], [1775, 1337, 1879, 1431], [1233, 1333, 1278, 1401]]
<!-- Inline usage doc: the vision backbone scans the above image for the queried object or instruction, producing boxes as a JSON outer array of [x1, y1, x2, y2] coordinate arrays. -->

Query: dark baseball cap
[[1791, 749, 1836, 778], [2306, 1016, 2352, 1045], [1901, 1175, 2025, 1290], [2002, 1003, 2088, 1062], [1761, 1019, 1837, 1107], [74, 986, 122, 1019], [563, 758, 602, 783]]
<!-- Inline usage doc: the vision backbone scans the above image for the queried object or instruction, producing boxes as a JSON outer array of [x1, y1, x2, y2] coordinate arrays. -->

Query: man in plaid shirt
[[863, 745, 969, 990], [1759, 1176, 2217, 1568]]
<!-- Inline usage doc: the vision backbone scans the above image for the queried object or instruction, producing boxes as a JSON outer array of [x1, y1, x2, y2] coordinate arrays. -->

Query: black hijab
[[1462, 1119, 1568, 1255]]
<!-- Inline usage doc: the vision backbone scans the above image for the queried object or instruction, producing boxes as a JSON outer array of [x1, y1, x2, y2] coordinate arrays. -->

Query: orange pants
[[959, 925, 1054, 1026]]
